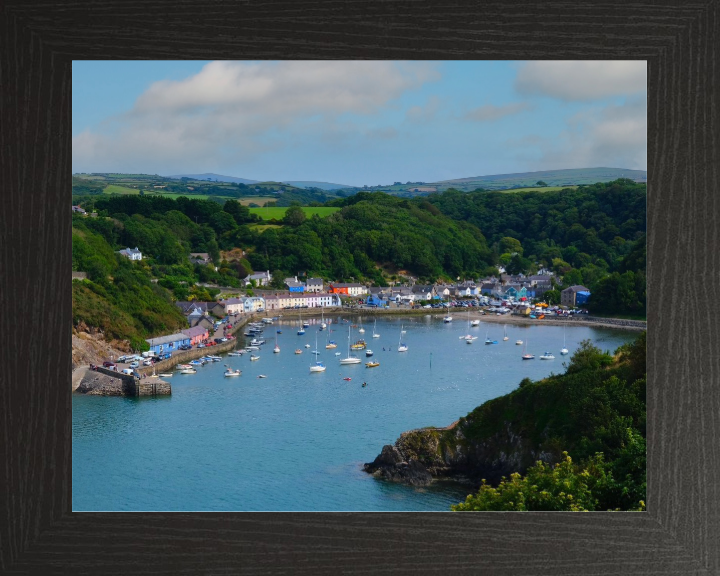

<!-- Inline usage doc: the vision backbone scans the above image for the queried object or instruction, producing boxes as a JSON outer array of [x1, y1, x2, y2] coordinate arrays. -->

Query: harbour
[[72, 316, 635, 511]]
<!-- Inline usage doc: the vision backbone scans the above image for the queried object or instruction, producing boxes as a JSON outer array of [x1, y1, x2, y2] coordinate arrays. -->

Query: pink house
[[181, 325, 209, 346]]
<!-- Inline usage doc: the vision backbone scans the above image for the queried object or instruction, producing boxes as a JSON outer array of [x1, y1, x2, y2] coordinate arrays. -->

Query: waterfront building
[[182, 326, 209, 346], [561, 285, 591, 307], [146, 333, 191, 354]]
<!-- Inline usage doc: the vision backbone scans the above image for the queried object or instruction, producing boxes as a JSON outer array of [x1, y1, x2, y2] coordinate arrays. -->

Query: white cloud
[[464, 102, 531, 122], [535, 97, 647, 170], [73, 61, 440, 173], [405, 96, 441, 123], [515, 61, 646, 101]]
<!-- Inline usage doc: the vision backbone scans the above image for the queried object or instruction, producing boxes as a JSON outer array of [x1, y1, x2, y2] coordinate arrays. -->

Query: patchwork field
[[499, 186, 578, 193], [249, 207, 340, 220]]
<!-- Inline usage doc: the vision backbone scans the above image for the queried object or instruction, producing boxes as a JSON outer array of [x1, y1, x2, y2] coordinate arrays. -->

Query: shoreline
[[270, 307, 646, 332]]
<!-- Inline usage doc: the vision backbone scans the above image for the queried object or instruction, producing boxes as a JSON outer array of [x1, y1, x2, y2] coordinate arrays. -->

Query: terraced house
[[263, 292, 341, 310]]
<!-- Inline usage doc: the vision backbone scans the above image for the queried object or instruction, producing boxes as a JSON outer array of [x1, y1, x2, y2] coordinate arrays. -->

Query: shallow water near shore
[[72, 317, 635, 511]]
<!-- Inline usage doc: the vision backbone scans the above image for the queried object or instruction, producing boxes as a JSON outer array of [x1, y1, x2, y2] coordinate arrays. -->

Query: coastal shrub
[[452, 452, 645, 512]]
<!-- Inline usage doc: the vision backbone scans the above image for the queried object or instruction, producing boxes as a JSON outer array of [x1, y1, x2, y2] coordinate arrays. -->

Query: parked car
[[116, 355, 128, 363], [121, 368, 134, 375], [214, 338, 223, 344], [129, 361, 139, 369], [220, 337, 228, 342], [197, 343, 205, 348], [102, 361, 116, 368], [143, 359, 153, 366]]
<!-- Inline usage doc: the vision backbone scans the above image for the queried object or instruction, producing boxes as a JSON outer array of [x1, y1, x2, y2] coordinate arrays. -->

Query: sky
[[72, 61, 647, 186]]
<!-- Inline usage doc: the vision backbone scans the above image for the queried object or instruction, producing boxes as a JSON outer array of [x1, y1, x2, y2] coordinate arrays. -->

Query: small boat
[[365, 349, 374, 357], [304, 343, 311, 348], [176, 364, 192, 370], [334, 352, 341, 356], [273, 334, 280, 353], [245, 346, 260, 351], [224, 369, 242, 377], [208, 355, 222, 361], [158, 373, 173, 377], [250, 355, 260, 361], [228, 351, 244, 356], [343, 377, 352, 381], [257, 374, 267, 378], [503, 325, 509, 341], [180, 368, 197, 374], [325, 341, 337, 349], [295, 349, 302, 354], [516, 340, 523, 345], [297, 328, 306, 335], [539, 351, 555, 360], [397, 326, 408, 352], [310, 361, 326, 373], [277, 330, 282, 334], [522, 340, 534, 360], [560, 325, 569, 355], [189, 360, 204, 366], [372, 319, 380, 339], [365, 361, 380, 368], [470, 319, 480, 327], [303, 321, 310, 328], [358, 321, 365, 334], [320, 308, 327, 330], [340, 325, 362, 364], [443, 316, 452, 323]]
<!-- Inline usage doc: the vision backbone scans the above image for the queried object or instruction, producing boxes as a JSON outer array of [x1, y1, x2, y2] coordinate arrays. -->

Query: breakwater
[[77, 366, 171, 396]]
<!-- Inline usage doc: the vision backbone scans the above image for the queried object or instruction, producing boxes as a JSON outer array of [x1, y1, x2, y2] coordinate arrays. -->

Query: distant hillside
[[281, 180, 353, 190], [166, 173, 260, 184], [432, 167, 647, 192]]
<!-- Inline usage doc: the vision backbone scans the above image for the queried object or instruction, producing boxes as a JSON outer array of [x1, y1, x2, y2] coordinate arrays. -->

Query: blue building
[[145, 333, 191, 355], [366, 293, 387, 307], [575, 290, 591, 306]]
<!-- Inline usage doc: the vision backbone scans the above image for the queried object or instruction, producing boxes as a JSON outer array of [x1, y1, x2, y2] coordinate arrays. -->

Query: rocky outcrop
[[364, 420, 559, 488], [72, 322, 130, 371], [363, 445, 433, 486], [75, 371, 127, 396]]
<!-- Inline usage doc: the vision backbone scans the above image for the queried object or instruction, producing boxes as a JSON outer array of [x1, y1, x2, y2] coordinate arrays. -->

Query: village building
[[327, 283, 367, 296], [145, 333, 191, 355], [181, 325, 209, 346], [244, 270, 272, 287], [305, 278, 324, 293], [189, 252, 212, 265], [117, 247, 142, 260], [561, 285, 591, 307], [262, 292, 341, 310]]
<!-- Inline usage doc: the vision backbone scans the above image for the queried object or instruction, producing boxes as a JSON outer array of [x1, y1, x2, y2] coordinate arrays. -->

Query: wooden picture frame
[[1, 1, 716, 573]]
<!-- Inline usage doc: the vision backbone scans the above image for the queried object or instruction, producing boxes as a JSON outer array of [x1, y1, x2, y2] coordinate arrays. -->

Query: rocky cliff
[[364, 418, 559, 488], [364, 335, 647, 489]]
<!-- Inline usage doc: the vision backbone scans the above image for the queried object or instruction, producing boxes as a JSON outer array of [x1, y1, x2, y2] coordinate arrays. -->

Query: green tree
[[283, 205, 307, 227], [452, 452, 645, 512]]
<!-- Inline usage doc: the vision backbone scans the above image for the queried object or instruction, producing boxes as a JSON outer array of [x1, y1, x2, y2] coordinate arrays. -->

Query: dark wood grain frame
[[1, 1, 716, 574]]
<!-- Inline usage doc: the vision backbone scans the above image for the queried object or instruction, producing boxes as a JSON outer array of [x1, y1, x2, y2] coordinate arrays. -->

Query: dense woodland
[[72, 179, 646, 345], [452, 332, 646, 511]]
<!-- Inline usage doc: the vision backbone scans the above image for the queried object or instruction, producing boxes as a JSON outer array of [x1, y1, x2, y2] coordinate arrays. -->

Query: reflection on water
[[73, 318, 635, 511]]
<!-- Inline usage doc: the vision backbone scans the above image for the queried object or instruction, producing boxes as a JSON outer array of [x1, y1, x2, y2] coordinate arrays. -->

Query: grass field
[[104, 184, 142, 195], [236, 196, 276, 206], [498, 186, 578, 193], [249, 207, 340, 220]]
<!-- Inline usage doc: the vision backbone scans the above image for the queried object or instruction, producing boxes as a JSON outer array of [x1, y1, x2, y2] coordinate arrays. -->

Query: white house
[[244, 270, 271, 287], [118, 247, 142, 261], [305, 278, 324, 293]]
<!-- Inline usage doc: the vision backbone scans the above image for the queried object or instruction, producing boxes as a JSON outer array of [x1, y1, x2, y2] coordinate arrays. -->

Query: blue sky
[[73, 61, 646, 186]]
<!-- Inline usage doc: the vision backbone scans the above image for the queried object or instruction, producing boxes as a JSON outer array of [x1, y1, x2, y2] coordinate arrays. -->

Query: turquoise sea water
[[72, 317, 635, 511]]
